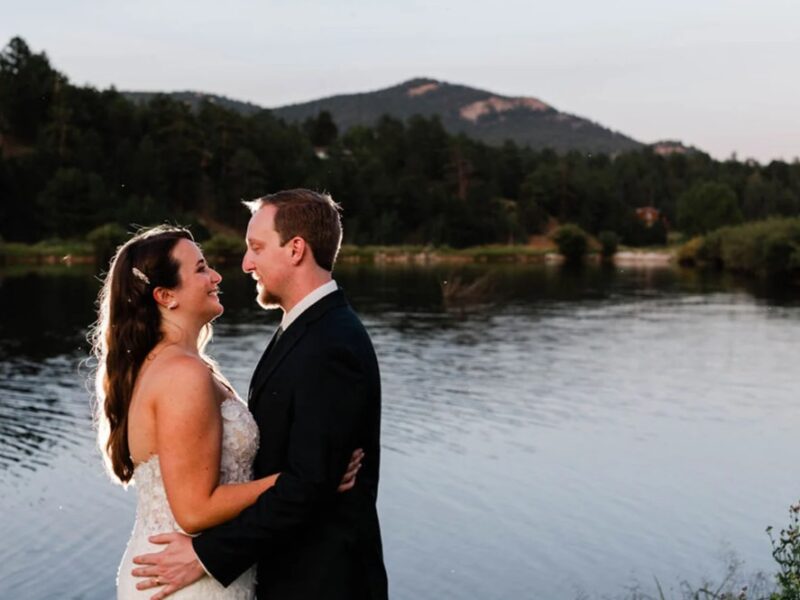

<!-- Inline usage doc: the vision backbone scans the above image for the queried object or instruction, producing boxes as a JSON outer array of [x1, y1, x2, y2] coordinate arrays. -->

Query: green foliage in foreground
[[611, 498, 800, 600], [768, 503, 800, 600], [679, 218, 800, 277]]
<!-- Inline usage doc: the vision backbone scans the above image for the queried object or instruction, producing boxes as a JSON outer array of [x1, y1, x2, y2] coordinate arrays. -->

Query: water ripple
[[3, 265, 800, 599]]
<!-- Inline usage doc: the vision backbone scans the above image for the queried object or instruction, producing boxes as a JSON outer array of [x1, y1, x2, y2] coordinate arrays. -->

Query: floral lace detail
[[219, 399, 258, 486], [119, 397, 259, 599], [132, 398, 259, 535], [131, 455, 178, 535]]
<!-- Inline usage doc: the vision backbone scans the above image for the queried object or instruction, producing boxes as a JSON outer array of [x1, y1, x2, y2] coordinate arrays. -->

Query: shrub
[[762, 231, 800, 276], [551, 224, 588, 265], [597, 231, 619, 260], [86, 222, 128, 266], [688, 218, 800, 276], [202, 232, 246, 259], [697, 230, 724, 268], [768, 502, 800, 599], [676, 236, 704, 266]]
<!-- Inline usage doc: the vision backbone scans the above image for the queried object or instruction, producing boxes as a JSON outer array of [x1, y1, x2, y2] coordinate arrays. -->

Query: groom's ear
[[287, 236, 307, 265]]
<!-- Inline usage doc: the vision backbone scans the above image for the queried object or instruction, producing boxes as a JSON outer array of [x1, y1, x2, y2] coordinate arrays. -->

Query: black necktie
[[274, 325, 284, 342]]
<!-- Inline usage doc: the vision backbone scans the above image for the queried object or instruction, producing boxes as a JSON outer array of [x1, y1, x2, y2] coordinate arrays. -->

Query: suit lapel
[[248, 290, 349, 408], [249, 320, 307, 404], [248, 327, 281, 409]]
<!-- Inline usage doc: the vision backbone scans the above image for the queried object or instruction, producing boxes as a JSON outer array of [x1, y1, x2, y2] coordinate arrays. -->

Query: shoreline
[[0, 243, 678, 268]]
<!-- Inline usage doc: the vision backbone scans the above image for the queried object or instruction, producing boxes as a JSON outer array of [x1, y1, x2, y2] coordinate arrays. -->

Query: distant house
[[651, 143, 686, 156], [635, 206, 661, 228], [650, 140, 694, 156]]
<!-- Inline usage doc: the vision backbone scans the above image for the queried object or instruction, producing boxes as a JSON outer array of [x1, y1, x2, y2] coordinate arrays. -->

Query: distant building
[[650, 140, 695, 156], [635, 206, 661, 228]]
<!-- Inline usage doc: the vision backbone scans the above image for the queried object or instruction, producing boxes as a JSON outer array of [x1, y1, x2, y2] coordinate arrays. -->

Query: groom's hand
[[131, 532, 206, 600]]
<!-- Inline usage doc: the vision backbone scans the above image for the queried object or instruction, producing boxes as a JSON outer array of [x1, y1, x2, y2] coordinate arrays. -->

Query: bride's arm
[[155, 356, 277, 535], [154, 357, 363, 535]]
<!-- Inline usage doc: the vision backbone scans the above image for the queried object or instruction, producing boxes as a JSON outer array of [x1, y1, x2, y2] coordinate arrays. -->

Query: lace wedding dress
[[117, 397, 259, 599]]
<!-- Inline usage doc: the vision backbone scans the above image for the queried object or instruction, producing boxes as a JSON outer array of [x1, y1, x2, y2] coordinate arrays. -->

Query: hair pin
[[132, 267, 151, 285]]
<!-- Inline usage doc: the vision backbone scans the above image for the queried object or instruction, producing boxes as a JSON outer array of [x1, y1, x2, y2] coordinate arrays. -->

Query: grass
[[339, 244, 556, 263], [0, 239, 92, 263], [3, 239, 685, 267]]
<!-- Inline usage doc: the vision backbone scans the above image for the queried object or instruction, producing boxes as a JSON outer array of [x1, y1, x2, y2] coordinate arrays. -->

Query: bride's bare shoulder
[[145, 352, 216, 408]]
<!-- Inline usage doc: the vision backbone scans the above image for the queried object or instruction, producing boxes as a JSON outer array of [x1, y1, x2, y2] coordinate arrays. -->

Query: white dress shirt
[[280, 280, 338, 332]]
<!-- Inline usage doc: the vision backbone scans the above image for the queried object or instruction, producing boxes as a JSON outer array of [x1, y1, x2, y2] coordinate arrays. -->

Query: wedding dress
[[117, 397, 259, 599]]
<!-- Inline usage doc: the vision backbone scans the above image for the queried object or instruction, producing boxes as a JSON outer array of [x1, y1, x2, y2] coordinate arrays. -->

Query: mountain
[[271, 78, 643, 154], [123, 78, 645, 154], [124, 90, 264, 116]]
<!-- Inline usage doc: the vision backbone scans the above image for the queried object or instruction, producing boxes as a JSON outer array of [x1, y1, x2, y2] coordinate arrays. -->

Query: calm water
[[1, 263, 799, 599]]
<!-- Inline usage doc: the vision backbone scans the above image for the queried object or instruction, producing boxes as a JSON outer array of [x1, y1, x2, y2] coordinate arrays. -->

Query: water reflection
[[0, 267, 97, 359], [0, 262, 793, 474]]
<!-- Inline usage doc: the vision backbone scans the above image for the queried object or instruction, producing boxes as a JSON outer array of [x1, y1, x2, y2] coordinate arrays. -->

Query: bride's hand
[[337, 448, 364, 492]]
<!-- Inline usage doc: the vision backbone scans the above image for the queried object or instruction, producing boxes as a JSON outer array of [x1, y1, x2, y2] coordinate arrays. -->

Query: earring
[[168, 301, 178, 310]]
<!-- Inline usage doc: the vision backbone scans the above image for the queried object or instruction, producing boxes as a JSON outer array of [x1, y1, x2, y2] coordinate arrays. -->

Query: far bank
[[0, 238, 676, 268]]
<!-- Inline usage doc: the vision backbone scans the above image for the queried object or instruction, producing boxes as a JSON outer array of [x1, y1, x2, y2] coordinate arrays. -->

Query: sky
[[3, 0, 799, 163]]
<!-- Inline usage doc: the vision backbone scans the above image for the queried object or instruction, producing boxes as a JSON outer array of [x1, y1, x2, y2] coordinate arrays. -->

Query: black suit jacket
[[193, 290, 388, 599]]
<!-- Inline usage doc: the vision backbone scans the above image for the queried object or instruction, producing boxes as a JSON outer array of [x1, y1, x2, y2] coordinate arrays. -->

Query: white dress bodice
[[117, 397, 259, 599]]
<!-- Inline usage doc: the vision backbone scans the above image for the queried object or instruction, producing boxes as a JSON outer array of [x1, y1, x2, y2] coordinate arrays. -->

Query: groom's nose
[[242, 251, 253, 273]]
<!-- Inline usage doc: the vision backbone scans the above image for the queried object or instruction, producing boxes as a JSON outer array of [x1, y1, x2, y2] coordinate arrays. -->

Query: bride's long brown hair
[[90, 225, 213, 485]]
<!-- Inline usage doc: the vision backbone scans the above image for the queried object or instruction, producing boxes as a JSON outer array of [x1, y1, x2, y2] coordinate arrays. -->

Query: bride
[[91, 226, 362, 599]]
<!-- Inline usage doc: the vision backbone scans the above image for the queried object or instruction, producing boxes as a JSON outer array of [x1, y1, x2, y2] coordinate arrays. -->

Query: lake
[[1, 262, 798, 599]]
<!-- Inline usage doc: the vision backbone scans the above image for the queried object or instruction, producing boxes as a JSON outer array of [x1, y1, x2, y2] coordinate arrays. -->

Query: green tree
[[222, 148, 267, 211], [37, 168, 109, 237], [742, 172, 799, 220], [677, 181, 742, 235], [0, 37, 59, 142], [520, 163, 561, 218], [140, 95, 205, 212], [303, 111, 338, 147]]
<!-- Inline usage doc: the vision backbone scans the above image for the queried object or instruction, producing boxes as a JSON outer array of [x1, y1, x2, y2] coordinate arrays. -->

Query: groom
[[132, 189, 388, 599]]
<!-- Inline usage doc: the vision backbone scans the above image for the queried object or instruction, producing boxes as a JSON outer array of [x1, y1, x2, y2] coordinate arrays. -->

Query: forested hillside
[[2, 37, 799, 249]]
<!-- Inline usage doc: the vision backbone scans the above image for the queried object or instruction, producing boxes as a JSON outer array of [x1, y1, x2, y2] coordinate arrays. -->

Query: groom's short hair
[[244, 189, 343, 271]]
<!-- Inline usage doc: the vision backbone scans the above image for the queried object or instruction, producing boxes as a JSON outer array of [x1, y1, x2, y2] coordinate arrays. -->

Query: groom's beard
[[256, 282, 281, 310]]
